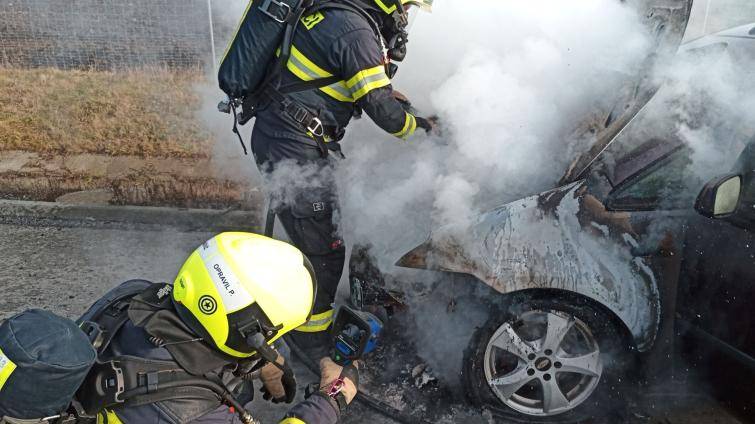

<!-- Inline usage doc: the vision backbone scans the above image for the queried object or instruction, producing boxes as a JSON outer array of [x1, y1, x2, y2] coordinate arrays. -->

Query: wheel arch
[[397, 182, 662, 352], [399, 239, 660, 352], [483, 286, 638, 350]]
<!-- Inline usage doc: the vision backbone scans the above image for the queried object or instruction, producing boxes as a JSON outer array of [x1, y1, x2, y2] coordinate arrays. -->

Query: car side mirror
[[695, 174, 742, 218]]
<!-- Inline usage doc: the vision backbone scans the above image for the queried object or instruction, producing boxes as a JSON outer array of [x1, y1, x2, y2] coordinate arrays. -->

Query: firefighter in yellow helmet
[[77, 233, 358, 424]]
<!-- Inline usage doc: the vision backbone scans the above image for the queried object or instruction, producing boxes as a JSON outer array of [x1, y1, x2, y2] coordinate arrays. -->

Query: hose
[[285, 336, 434, 424], [120, 379, 258, 424]]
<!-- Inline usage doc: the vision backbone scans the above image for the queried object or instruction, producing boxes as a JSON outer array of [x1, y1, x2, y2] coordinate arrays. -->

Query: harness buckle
[[307, 117, 325, 138], [291, 107, 309, 124], [259, 0, 292, 23], [80, 321, 105, 350], [146, 371, 159, 393]]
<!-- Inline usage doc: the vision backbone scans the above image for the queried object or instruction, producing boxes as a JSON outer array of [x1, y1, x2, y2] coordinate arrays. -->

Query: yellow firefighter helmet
[[172, 232, 316, 358]]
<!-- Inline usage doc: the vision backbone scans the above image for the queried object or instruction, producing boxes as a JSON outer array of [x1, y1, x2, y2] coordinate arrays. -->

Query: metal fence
[[0, 0, 219, 70]]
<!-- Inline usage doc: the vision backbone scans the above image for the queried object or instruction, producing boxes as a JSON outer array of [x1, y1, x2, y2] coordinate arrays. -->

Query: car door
[[679, 214, 755, 359], [678, 140, 755, 360], [596, 138, 754, 414], [674, 140, 755, 416], [602, 137, 754, 359], [594, 140, 700, 381]]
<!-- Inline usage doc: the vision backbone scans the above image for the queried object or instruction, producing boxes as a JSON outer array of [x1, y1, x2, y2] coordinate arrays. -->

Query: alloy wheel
[[483, 310, 603, 416]]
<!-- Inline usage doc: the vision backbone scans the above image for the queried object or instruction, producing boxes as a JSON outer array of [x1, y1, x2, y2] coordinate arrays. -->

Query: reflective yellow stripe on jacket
[[295, 309, 334, 333], [98, 410, 124, 424], [287, 46, 353, 102], [285, 47, 391, 103], [346, 65, 391, 101], [393, 112, 417, 139]]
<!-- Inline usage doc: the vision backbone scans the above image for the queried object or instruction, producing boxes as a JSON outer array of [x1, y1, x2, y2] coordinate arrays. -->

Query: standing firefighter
[[0, 233, 358, 424], [218, 0, 435, 352]]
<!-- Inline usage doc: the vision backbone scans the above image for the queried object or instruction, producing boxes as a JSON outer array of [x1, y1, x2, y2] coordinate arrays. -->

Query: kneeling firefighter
[[218, 0, 436, 353], [0, 233, 358, 424]]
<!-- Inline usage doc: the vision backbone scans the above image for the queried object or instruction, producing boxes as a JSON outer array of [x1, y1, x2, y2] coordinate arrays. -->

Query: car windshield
[[594, 87, 691, 182], [592, 66, 754, 210], [608, 145, 697, 210], [605, 135, 754, 211]]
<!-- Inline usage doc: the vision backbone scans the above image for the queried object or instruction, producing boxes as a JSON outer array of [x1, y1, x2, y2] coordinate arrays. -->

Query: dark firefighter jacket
[[254, 7, 419, 146], [81, 281, 340, 424]]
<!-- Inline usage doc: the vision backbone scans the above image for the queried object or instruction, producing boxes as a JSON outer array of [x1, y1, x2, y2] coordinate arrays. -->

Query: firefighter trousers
[[251, 125, 345, 333]]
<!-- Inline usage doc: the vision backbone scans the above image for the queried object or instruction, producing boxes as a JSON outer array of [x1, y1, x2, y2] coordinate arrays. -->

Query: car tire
[[462, 291, 636, 423]]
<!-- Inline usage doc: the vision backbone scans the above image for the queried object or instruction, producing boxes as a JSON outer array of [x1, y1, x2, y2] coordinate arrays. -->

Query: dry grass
[[0, 169, 257, 210], [0, 67, 214, 158]]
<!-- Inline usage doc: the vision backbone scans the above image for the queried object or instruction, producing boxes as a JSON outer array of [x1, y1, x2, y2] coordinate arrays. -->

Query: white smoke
[[338, 0, 652, 269], [658, 37, 755, 177], [598, 27, 755, 200], [331, 2, 653, 390]]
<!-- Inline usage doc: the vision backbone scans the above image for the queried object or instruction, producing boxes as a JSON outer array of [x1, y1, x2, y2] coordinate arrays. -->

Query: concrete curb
[[0, 199, 262, 232]]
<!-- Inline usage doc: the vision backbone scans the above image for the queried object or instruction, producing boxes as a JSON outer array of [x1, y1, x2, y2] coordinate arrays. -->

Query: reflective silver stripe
[[288, 50, 353, 101], [324, 82, 353, 101], [296, 309, 335, 332], [349, 71, 390, 99], [301, 315, 333, 328], [289, 52, 324, 80]]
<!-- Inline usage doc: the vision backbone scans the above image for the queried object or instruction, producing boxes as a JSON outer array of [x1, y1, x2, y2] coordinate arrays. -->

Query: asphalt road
[[0, 221, 746, 424]]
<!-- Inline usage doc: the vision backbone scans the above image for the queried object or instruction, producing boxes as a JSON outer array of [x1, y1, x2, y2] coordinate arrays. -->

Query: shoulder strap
[[77, 280, 155, 355], [76, 356, 221, 416], [311, 0, 382, 34], [77, 355, 259, 423]]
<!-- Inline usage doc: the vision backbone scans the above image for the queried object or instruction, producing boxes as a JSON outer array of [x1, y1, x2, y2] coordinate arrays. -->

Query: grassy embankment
[[0, 67, 212, 158], [0, 67, 253, 209]]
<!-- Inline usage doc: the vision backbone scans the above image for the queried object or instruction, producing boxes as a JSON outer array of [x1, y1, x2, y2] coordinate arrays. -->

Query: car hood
[[397, 181, 663, 350], [559, 0, 693, 184]]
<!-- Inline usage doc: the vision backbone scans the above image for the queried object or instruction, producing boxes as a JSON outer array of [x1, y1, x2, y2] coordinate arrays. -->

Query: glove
[[238, 96, 257, 125], [319, 357, 359, 406], [260, 354, 297, 404], [416, 115, 441, 136]]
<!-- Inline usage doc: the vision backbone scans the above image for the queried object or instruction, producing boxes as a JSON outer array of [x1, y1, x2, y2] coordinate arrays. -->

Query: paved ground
[[0, 221, 746, 424], [0, 223, 213, 319]]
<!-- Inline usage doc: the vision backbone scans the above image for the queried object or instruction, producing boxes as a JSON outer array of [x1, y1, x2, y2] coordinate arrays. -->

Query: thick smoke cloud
[[337, 0, 652, 270], [330, 0, 653, 392], [657, 39, 755, 176]]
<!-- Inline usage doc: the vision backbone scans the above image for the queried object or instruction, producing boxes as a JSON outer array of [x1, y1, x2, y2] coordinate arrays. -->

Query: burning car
[[352, 1, 755, 422]]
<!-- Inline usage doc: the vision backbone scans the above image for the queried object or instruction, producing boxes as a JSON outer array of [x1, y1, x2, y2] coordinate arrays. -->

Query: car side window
[[608, 148, 698, 211]]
